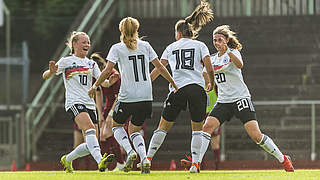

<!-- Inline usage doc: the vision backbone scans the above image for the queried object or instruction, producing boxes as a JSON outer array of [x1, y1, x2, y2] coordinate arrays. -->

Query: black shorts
[[113, 101, 152, 126], [67, 104, 98, 124], [162, 84, 207, 122], [209, 98, 257, 125]]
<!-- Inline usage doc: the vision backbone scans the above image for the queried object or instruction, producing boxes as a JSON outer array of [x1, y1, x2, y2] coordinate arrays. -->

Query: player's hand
[[49, 61, 58, 74], [172, 83, 179, 93], [88, 87, 96, 98], [205, 83, 213, 92], [169, 83, 179, 93]]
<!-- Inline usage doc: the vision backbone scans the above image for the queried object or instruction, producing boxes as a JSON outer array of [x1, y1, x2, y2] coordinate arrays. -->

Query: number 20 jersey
[[106, 40, 158, 103], [161, 38, 210, 90], [56, 55, 101, 111], [211, 49, 251, 103]]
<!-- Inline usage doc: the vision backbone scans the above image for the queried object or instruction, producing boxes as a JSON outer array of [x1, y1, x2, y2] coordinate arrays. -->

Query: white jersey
[[56, 55, 101, 111], [210, 49, 251, 103], [106, 40, 157, 102], [161, 38, 210, 90]]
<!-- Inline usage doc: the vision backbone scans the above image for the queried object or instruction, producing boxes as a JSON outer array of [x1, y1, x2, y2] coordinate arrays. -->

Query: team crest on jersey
[[223, 57, 229, 64], [88, 61, 95, 69]]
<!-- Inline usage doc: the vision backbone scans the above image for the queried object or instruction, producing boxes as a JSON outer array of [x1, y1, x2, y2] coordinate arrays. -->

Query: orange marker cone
[[25, 163, 31, 171], [169, 160, 176, 170], [11, 160, 17, 171]]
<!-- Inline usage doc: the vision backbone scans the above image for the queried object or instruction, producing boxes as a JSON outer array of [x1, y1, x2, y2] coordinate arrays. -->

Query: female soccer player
[[197, 25, 294, 172], [88, 17, 178, 174], [42, 31, 114, 173], [145, 0, 215, 173], [91, 53, 125, 170]]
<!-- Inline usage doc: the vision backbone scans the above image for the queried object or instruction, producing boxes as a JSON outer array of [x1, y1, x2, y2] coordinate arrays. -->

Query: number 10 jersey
[[56, 55, 101, 111]]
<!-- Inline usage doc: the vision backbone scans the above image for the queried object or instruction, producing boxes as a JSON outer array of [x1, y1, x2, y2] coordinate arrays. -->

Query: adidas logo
[[192, 152, 197, 155], [164, 102, 171, 108], [122, 136, 128, 140], [93, 146, 99, 148], [138, 143, 143, 147], [151, 147, 157, 150]]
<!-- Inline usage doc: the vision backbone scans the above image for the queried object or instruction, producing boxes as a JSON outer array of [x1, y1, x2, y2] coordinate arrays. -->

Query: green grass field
[[1, 170, 320, 180]]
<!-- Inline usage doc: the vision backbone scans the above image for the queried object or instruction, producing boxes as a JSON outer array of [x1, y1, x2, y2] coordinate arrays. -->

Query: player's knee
[[203, 123, 212, 133], [203, 117, 219, 133]]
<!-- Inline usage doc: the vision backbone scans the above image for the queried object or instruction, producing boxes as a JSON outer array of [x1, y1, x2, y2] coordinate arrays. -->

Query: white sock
[[66, 143, 90, 162], [130, 132, 147, 160], [199, 131, 211, 163], [147, 129, 167, 158], [258, 134, 284, 163], [112, 126, 133, 154], [191, 131, 202, 163], [85, 129, 102, 164]]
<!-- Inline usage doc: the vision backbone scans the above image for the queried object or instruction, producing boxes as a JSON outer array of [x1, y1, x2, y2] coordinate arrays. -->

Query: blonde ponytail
[[119, 17, 140, 50]]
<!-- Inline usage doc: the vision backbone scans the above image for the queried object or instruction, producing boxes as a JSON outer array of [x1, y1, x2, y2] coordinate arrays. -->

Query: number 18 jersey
[[211, 49, 251, 103], [106, 40, 158, 103], [161, 38, 210, 90]]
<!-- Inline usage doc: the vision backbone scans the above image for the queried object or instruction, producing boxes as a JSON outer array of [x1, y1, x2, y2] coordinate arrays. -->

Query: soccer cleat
[[98, 153, 115, 172], [189, 162, 200, 173], [282, 155, 294, 172], [123, 150, 137, 172], [180, 159, 192, 169], [141, 157, 151, 174], [137, 157, 152, 169], [180, 153, 193, 169], [60, 155, 73, 173]]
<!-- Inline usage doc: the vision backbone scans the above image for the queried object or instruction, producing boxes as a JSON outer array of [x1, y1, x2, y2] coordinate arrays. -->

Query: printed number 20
[[215, 73, 226, 83], [237, 99, 249, 111]]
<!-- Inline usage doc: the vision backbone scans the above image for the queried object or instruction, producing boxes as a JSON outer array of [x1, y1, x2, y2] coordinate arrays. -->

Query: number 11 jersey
[[161, 38, 210, 90], [106, 40, 158, 103]]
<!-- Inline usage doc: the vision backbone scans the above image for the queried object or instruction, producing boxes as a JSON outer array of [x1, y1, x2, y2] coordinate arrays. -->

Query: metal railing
[[118, 0, 320, 18], [25, 0, 116, 162]]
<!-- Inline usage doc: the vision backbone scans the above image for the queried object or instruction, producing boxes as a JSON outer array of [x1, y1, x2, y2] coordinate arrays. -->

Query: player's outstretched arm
[[89, 61, 115, 98]]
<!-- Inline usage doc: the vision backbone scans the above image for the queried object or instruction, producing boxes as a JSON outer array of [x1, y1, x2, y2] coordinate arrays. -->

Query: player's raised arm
[[42, 61, 58, 80]]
